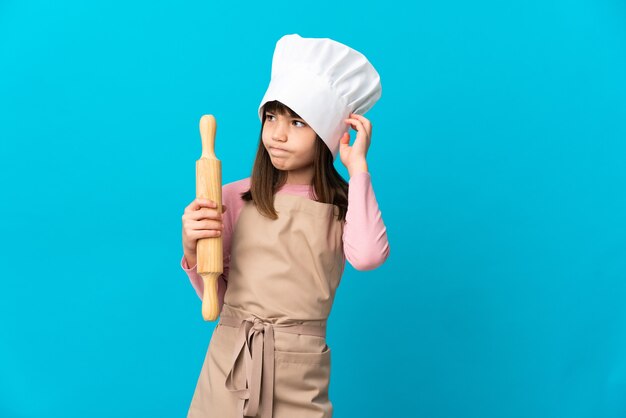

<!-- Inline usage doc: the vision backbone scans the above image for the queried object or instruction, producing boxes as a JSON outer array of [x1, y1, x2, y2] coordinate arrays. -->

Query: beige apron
[[188, 192, 345, 418]]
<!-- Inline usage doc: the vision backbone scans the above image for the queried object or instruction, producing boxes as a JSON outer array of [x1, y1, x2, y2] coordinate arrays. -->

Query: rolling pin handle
[[200, 114, 217, 159]]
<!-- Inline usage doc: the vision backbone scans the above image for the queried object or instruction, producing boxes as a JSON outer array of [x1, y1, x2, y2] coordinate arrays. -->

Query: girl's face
[[262, 111, 318, 184]]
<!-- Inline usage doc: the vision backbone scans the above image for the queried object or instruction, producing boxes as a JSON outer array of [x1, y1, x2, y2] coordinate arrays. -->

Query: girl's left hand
[[339, 113, 372, 172]]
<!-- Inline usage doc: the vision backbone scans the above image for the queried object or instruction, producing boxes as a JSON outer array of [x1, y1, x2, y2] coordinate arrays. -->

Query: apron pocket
[[274, 345, 330, 365], [273, 345, 333, 415], [274, 343, 331, 365]]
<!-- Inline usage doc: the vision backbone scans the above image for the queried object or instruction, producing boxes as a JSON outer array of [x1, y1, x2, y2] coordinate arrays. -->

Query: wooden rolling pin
[[196, 115, 223, 321]]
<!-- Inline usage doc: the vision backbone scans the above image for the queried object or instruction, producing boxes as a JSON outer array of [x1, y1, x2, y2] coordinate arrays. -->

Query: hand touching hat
[[340, 113, 372, 176]]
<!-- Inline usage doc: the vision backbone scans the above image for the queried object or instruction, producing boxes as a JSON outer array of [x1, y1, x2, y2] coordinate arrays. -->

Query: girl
[[181, 34, 390, 418]]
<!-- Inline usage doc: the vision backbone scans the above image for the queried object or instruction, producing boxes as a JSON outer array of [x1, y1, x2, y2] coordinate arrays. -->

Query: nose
[[271, 120, 288, 142]]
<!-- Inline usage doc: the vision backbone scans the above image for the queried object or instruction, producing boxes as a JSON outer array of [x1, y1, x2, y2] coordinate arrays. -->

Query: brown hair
[[240, 100, 349, 221]]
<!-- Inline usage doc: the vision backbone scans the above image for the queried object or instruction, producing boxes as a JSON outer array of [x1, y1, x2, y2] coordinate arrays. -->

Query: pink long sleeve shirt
[[181, 171, 389, 308]]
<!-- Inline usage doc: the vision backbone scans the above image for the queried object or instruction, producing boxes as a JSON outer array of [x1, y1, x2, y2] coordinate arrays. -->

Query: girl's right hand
[[182, 198, 227, 257]]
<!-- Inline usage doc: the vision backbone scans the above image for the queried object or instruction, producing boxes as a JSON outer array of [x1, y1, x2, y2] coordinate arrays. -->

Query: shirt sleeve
[[180, 255, 229, 306], [342, 171, 390, 270]]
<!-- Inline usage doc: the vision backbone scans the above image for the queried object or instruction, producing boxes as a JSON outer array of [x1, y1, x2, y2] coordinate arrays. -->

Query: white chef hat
[[258, 33, 382, 160]]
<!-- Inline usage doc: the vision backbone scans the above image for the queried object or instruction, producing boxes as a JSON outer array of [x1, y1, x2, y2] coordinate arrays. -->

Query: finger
[[186, 218, 223, 231], [344, 118, 370, 154], [348, 115, 370, 138], [185, 207, 223, 221], [350, 113, 372, 138], [345, 118, 366, 138], [350, 113, 371, 128], [185, 198, 217, 213], [190, 229, 222, 239], [198, 219, 224, 231]]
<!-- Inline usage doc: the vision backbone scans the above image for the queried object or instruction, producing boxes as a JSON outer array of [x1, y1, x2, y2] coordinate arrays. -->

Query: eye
[[293, 120, 306, 127], [266, 114, 276, 121]]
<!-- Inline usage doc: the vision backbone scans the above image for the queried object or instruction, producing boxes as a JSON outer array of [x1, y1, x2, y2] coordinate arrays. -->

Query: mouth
[[269, 146, 290, 153]]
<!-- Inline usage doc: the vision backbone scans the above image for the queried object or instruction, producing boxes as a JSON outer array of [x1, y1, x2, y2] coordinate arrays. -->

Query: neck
[[285, 167, 314, 185]]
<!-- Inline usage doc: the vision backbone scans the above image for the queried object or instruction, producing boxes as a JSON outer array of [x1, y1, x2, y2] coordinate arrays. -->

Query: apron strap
[[220, 314, 326, 418]]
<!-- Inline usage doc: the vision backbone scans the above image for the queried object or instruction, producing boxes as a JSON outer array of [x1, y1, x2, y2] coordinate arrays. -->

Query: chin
[[270, 159, 289, 169]]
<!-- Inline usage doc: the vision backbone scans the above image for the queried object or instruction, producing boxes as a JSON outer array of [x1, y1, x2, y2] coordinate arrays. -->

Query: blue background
[[1, 1, 625, 417]]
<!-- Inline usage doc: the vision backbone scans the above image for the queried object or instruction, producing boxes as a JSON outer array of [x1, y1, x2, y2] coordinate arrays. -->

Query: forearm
[[342, 170, 390, 270]]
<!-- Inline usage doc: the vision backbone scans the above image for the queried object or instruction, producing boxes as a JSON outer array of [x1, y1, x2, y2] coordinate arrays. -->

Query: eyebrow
[[266, 112, 303, 120]]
